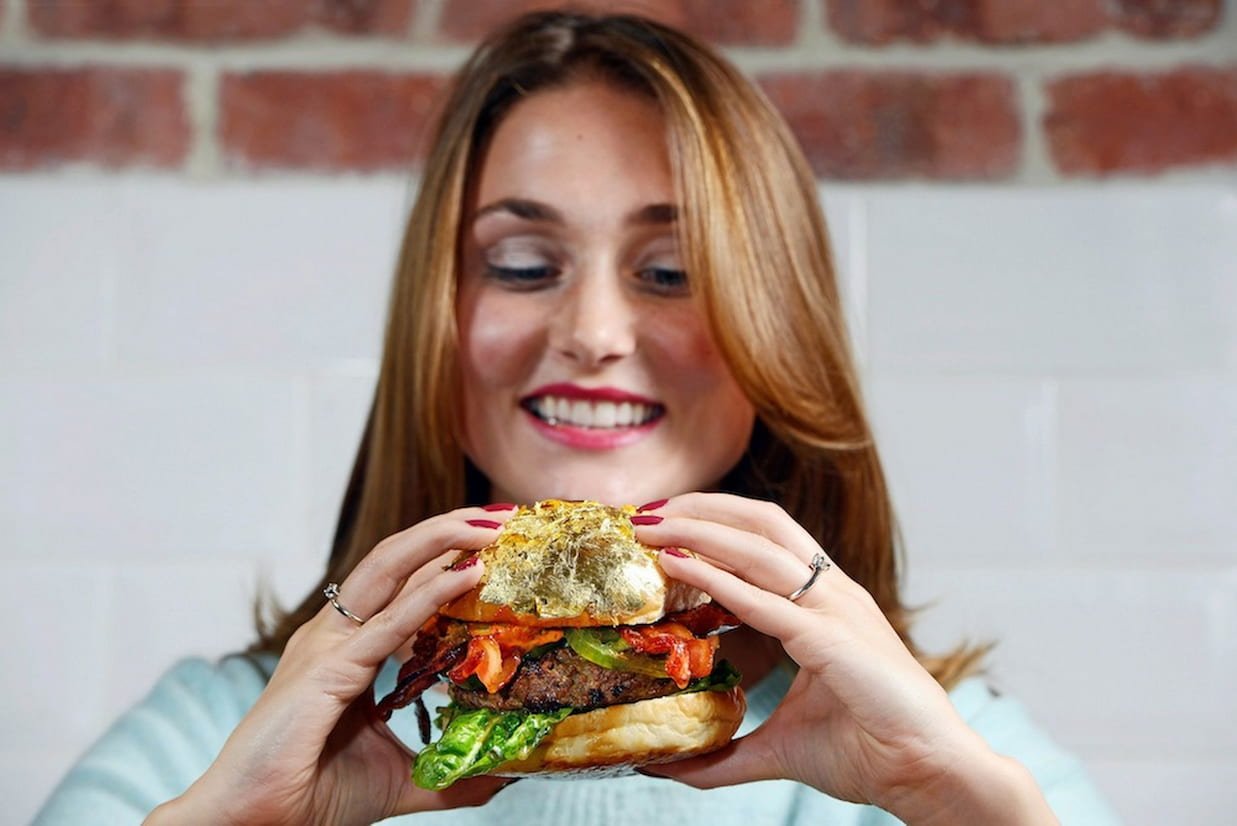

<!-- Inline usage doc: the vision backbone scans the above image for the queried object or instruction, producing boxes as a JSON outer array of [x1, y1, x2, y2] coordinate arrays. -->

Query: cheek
[[458, 291, 541, 392], [649, 311, 738, 394]]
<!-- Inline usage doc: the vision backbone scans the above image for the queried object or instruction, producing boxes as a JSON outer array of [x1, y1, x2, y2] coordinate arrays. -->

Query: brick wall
[[2, 0, 1234, 179], [2, 2, 1236, 825]]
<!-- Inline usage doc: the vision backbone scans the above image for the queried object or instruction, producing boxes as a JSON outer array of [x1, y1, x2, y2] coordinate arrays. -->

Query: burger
[[376, 499, 745, 790]]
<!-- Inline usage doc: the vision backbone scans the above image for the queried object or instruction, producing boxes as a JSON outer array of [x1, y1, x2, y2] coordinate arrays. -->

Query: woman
[[36, 11, 1115, 825]]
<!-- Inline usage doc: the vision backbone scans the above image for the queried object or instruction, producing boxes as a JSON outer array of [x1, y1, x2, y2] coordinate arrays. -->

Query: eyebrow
[[472, 198, 678, 227]]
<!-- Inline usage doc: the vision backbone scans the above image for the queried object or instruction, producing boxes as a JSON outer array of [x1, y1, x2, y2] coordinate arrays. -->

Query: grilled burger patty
[[449, 646, 679, 714]]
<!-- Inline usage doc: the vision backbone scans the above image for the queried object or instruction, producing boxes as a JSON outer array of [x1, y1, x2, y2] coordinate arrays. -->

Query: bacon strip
[[620, 621, 719, 688], [665, 603, 740, 637], [376, 616, 469, 720]]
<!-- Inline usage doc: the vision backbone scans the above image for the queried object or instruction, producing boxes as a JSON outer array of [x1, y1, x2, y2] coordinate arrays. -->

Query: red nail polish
[[630, 514, 663, 526], [467, 518, 503, 529], [454, 555, 480, 570], [636, 498, 668, 513], [662, 547, 689, 558], [483, 503, 517, 511]]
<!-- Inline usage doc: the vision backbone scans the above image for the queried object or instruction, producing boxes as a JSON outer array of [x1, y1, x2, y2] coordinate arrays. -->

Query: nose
[[550, 271, 637, 368]]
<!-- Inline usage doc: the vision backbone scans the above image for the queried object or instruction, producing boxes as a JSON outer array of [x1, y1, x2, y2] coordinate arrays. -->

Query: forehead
[[471, 81, 674, 211]]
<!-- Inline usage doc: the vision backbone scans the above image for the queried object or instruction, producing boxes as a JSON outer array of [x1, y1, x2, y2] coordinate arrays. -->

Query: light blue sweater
[[34, 655, 1120, 825]]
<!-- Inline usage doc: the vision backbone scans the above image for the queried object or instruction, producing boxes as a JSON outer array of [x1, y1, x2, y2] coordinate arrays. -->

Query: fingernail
[[453, 555, 480, 571], [467, 518, 503, 529], [483, 502, 517, 511], [662, 547, 689, 559], [630, 514, 663, 526], [636, 498, 668, 513]]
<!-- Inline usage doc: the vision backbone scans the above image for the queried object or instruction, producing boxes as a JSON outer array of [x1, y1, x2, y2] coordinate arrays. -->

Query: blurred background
[[1, 0, 1234, 823]]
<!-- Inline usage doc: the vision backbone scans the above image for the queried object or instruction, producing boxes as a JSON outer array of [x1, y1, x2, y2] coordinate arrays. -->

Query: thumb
[[639, 732, 785, 789]]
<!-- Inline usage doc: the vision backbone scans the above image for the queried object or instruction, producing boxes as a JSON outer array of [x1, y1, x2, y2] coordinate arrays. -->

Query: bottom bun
[[495, 687, 746, 778]]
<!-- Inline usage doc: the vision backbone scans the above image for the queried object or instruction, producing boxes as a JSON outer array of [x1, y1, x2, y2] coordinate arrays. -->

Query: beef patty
[[449, 646, 678, 713]]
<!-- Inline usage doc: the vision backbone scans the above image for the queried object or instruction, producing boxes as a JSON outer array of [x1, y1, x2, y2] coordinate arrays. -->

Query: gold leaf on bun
[[442, 499, 707, 626]]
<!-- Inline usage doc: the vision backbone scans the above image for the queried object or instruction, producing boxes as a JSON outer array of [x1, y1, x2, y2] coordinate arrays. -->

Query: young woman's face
[[456, 80, 755, 506]]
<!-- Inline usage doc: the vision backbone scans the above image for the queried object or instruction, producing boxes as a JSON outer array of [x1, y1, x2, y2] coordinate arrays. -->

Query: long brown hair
[[253, 10, 984, 688]]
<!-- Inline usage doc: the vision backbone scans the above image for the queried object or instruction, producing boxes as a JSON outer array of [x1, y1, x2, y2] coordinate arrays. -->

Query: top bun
[[441, 499, 708, 627]]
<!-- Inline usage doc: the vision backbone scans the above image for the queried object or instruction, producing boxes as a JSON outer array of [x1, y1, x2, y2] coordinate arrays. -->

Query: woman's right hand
[[145, 506, 517, 826]]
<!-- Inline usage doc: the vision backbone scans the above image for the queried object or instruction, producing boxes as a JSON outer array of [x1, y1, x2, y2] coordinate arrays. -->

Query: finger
[[333, 506, 514, 623], [345, 560, 486, 670], [640, 492, 828, 566], [634, 515, 825, 601], [641, 730, 785, 788], [655, 548, 824, 646]]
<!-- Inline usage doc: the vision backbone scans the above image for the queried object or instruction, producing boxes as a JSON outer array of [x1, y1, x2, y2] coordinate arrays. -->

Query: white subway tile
[[866, 187, 1237, 375], [112, 179, 406, 369], [1058, 378, 1237, 557], [1087, 760, 1237, 826], [0, 566, 109, 750], [907, 567, 1237, 757], [0, 376, 300, 559], [820, 190, 866, 363], [0, 182, 115, 371], [867, 377, 1056, 565], [105, 562, 260, 713], [306, 371, 376, 560]]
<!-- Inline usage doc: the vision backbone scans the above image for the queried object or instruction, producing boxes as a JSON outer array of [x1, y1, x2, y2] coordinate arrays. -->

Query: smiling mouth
[[521, 395, 665, 429]]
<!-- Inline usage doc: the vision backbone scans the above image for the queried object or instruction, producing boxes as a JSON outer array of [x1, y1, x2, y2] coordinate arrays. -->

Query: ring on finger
[[323, 582, 367, 625], [787, 552, 831, 602]]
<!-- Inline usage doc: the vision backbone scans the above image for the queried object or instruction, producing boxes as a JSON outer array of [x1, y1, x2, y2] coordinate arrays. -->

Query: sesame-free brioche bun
[[494, 685, 746, 777], [441, 499, 709, 627]]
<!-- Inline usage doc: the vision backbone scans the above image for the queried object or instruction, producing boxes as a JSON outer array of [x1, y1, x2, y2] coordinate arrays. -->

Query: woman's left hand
[[631, 492, 1057, 826]]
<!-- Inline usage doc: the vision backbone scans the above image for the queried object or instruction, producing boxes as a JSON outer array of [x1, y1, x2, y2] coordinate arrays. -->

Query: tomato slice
[[447, 637, 521, 693]]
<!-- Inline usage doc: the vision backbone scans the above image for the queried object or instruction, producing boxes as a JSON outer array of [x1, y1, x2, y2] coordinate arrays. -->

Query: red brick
[[759, 71, 1020, 179], [219, 71, 448, 171], [28, 0, 414, 41], [1112, 0, 1221, 38], [824, 0, 1107, 45], [1045, 66, 1237, 176], [0, 66, 189, 170], [438, 0, 799, 45]]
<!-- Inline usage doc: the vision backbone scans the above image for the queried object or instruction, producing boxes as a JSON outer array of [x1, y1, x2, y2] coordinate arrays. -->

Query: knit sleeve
[[948, 679, 1122, 826], [32, 655, 272, 825]]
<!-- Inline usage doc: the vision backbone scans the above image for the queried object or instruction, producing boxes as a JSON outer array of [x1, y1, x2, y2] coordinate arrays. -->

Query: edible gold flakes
[[477, 500, 661, 619]]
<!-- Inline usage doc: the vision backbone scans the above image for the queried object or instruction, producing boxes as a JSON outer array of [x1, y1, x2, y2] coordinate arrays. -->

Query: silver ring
[[787, 552, 831, 602], [323, 582, 366, 625]]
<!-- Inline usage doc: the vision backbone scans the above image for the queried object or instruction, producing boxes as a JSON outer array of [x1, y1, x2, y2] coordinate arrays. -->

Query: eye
[[486, 263, 559, 288], [637, 266, 689, 296], [482, 239, 561, 290]]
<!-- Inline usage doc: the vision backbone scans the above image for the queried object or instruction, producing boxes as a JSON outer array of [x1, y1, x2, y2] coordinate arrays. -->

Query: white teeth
[[570, 400, 593, 428], [594, 402, 617, 428], [528, 396, 659, 429]]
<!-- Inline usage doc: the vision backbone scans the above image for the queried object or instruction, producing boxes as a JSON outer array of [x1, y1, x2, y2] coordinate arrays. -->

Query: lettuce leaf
[[412, 706, 571, 791]]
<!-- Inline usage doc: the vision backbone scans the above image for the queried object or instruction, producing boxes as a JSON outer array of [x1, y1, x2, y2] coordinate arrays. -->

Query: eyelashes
[[484, 264, 559, 289]]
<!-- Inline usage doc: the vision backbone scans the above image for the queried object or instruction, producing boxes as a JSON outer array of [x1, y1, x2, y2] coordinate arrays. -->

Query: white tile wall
[[111, 179, 407, 369], [0, 376, 303, 561], [2, 178, 1234, 825], [1058, 378, 1237, 558], [867, 377, 1057, 565], [865, 189, 1237, 376]]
